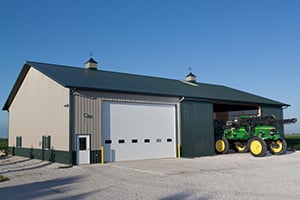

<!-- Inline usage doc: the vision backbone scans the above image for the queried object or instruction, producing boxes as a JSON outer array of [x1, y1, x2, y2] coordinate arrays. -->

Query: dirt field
[[1, 152, 300, 200]]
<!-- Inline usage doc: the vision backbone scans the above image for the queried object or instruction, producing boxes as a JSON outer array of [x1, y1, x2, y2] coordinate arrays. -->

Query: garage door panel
[[107, 139, 174, 161], [102, 102, 176, 162]]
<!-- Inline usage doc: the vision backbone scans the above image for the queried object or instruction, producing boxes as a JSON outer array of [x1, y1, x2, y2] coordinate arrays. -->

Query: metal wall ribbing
[[261, 106, 284, 135], [72, 93, 101, 151], [72, 90, 180, 152], [181, 100, 215, 157]]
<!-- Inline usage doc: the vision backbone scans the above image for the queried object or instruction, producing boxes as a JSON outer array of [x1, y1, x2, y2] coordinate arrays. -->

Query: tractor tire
[[235, 142, 249, 153], [249, 137, 267, 157], [215, 137, 229, 154], [269, 137, 287, 155]]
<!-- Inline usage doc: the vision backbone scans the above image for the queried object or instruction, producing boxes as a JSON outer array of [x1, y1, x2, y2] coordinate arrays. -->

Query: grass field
[[0, 138, 9, 182], [0, 138, 8, 151], [0, 175, 9, 182], [285, 134, 300, 150]]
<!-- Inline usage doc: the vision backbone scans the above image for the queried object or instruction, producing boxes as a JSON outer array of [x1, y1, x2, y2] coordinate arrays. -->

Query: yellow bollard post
[[101, 146, 104, 165], [177, 144, 181, 159]]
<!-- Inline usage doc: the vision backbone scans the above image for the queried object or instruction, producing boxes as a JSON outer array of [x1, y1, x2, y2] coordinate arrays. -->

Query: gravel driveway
[[1, 152, 300, 200]]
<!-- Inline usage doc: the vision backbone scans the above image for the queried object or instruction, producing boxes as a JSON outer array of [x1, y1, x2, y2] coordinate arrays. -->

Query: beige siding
[[72, 90, 179, 151], [8, 67, 70, 151]]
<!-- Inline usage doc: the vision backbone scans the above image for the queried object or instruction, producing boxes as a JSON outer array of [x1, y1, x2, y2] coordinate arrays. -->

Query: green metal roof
[[3, 61, 288, 110]]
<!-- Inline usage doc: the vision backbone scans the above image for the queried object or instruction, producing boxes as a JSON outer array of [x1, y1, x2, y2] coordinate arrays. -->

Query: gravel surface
[[1, 152, 300, 200]]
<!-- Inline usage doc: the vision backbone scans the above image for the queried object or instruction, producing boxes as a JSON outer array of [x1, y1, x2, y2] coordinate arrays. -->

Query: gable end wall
[[8, 67, 70, 151]]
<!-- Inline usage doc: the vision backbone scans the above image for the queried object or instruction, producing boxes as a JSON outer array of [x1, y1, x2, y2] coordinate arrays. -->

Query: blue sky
[[1, 0, 300, 138]]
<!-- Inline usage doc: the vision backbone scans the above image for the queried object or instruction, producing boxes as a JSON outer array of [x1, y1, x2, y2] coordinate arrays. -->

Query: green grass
[[0, 175, 9, 182], [0, 138, 8, 151], [285, 134, 300, 150], [0, 138, 9, 182]]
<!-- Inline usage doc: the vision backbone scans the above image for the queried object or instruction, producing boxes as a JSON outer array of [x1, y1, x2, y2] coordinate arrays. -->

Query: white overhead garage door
[[102, 101, 176, 162]]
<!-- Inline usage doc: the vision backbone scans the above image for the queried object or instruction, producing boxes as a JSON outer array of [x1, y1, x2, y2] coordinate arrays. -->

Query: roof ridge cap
[[26, 61, 81, 69]]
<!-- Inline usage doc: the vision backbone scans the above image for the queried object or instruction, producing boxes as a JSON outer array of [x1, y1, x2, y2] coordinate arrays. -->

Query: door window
[[79, 137, 87, 150]]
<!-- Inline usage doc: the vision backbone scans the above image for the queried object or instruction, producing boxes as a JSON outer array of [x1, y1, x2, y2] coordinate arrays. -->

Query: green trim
[[71, 150, 102, 164], [8, 146, 71, 164], [72, 150, 102, 164], [91, 150, 101, 164], [72, 151, 77, 165], [53, 150, 71, 164]]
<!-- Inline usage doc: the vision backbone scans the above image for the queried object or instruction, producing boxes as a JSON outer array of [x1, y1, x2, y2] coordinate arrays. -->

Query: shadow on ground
[[0, 156, 53, 175], [160, 192, 211, 200], [0, 156, 32, 167], [0, 175, 96, 200]]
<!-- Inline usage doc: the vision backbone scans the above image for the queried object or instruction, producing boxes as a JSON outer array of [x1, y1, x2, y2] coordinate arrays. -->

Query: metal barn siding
[[72, 90, 179, 144], [72, 90, 180, 164], [261, 106, 284, 135], [181, 100, 214, 157], [4, 61, 290, 165], [7, 67, 70, 163], [72, 92, 102, 164]]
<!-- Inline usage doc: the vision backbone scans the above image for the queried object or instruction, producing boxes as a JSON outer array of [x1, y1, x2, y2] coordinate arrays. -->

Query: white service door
[[102, 102, 176, 162], [76, 135, 90, 164]]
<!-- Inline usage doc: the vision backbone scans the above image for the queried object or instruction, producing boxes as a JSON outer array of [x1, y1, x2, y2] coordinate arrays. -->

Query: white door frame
[[76, 135, 90, 165]]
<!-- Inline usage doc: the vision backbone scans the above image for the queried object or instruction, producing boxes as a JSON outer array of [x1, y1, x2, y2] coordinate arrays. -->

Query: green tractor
[[215, 115, 297, 157]]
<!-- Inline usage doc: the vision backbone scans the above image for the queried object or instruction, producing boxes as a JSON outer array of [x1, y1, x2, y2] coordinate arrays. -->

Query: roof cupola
[[185, 72, 197, 83], [85, 57, 98, 70]]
